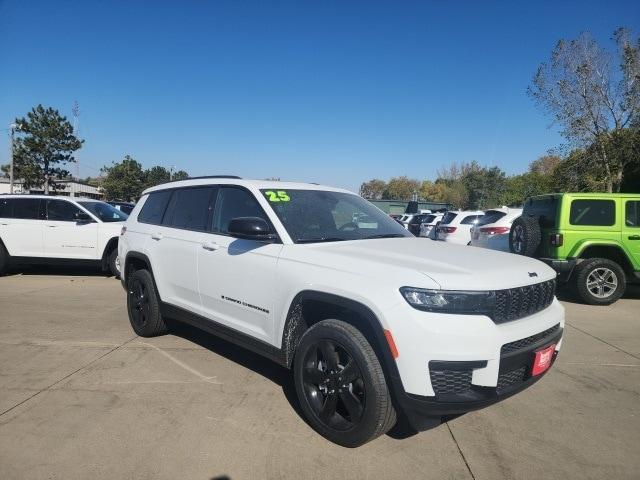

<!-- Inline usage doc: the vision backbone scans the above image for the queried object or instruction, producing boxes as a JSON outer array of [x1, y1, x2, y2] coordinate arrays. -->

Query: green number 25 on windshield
[[265, 190, 290, 202]]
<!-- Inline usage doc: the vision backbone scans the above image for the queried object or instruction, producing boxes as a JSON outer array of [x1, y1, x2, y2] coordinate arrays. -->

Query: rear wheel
[[574, 258, 626, 305], [0, 242, 9, 276], [108, 249, 120, 278], [293, 319, 396, 447], [126, 269, 168, 336]]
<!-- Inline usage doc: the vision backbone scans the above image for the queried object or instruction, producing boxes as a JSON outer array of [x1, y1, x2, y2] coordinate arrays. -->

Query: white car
[[119, 178, 564, 447], [470, 207, 523, 252], [436, 210, 485, 245], [418, 212, 444, 239], [0, 195, 127, 276], [399, 210, 431, 230]]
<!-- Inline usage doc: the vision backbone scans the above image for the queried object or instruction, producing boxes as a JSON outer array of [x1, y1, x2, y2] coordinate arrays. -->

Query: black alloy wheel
[[126, 269, 167, 337], [302, 339, 366, 430], [128, 277, 150, 329]]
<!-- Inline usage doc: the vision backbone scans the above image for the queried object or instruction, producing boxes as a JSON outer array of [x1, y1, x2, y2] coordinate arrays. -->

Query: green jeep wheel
[[574, 258, 626, 305]]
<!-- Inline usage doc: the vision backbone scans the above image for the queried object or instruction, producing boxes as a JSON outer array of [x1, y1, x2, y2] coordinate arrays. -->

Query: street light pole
[[8, 123, 17, 194]]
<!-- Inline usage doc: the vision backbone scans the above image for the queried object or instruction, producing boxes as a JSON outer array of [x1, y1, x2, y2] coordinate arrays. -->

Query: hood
[[285, 238, 556, 291]]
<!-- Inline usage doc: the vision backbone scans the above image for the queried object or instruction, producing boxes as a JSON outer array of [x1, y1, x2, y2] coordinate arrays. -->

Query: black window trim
[[625, 200, 640, 228], [46, 198, 97, 223], [136, 185, 281, 243]]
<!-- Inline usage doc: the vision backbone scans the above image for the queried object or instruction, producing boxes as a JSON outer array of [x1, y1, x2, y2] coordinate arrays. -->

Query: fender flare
[[101, 237, 120, 270]]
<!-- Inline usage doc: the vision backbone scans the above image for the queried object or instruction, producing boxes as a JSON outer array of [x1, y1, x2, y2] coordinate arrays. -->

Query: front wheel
[[126, 269, 168, 336], [574, 258, 626, 305], [293, 319, 396, 447], [108, 249, 121, 278]]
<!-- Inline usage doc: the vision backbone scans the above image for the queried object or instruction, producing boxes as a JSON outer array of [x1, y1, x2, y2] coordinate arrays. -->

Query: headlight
[[400, 287, 496, 315]]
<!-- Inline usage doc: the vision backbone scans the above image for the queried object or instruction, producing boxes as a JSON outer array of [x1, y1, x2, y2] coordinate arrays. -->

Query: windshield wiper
[[296, 237, 347, 244], [363, 233, 407, 239]]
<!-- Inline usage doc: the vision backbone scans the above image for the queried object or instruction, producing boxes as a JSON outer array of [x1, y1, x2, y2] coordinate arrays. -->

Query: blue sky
[[1, 0, 638, 192]]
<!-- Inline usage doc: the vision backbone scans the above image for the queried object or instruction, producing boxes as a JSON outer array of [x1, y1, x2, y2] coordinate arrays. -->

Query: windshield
[[79, 201, 129, 222], [261, 189, 412, 243]]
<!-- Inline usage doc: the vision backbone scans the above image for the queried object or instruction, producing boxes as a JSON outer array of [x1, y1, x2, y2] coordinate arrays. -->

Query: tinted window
[[0, 198, 12, 218], [477, 210, 507, 226], [47, 200, 82, 221], [441, 212, 457, 224], [461, 215, 483, 225], [524, 196, 559, 228], [164, 187, 214, 231], [420, 214, 437, 224], [570, 200, 615, 226], [138, 190, 172, 225], [625, 201, 640, 227], [13, 198, 41, 220], [215, 187, 268, 234]]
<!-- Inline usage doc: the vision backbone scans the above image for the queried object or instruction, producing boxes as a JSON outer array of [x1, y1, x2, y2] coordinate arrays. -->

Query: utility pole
[[72, 101, 80, 196], [8, 123, 18, 194], [169, 165, 175, 181]]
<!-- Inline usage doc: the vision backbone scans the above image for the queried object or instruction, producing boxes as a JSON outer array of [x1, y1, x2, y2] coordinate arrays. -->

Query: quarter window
[[138, 190, 172, 225], [163, 187, 214, 231], [46, 200, 82, 221], [12, 199, 41, 220], [461, 215, 483, 225], [626, 201, 640, 227], [214, 187, 268, 234], [570, 200, 615, 226]]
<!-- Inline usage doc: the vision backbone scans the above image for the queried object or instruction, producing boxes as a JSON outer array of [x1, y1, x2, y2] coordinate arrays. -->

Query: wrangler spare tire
[[509, 216, 541, 257]]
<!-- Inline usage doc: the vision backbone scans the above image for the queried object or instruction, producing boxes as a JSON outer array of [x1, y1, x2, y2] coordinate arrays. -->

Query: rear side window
[[421, 214, 437, 224], [138, 190, 172, 225], [213, 187, 269, 234], [441, 212, 457, 224], [626, 201, 640, 227], [163, 187, 215, 231], [570, 200, 615, 226], [461, 215, 483, 225], [12, 198, 41, 220], [46, 200, 82, 221], [0, 198, 12, 218]]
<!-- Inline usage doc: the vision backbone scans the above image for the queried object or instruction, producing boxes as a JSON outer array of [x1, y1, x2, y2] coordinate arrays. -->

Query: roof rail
[[186, 175, 242, 180]]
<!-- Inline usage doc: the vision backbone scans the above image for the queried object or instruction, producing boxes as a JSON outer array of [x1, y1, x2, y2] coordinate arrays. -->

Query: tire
[[126, 269, 168, 337], [0, 242, 9, 276], [293, 319, 396, 447], [574, 258, 626, 305], [108, 249, 121, 278], [509, 216, 541, 256]]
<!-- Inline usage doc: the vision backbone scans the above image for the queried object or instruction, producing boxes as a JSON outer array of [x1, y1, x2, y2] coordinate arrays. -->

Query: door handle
[[46, 225, 58, 228], [629, 235, 640, 240], [151, 233, 163, 241], [201, 241, 220, 251]]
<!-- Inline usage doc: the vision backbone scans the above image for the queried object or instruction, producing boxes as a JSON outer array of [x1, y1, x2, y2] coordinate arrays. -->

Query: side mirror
[[74, 211, 91, 223], [228, 217, 277, 242]]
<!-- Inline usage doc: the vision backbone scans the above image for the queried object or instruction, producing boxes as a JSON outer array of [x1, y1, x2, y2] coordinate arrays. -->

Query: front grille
[[497, 367, 526, 392], [501, 324, 561, 355], [430, 369, 472, 395], [493, 279, 556, 324]]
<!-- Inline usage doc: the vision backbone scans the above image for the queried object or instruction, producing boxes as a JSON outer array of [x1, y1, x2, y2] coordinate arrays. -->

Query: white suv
[[0, 195, 127, 277], [119, 178, 564, 447], [436, 210, 485, 245]]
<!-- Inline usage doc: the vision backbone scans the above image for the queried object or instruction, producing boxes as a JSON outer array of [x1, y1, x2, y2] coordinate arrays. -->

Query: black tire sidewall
[[108, 249, 120, 278], [575, 258, 626, 305], [126, 269, 166, 336], [509, 216, 541, 257], [293, 320, 393, 447], [0, 242, 8, 275]]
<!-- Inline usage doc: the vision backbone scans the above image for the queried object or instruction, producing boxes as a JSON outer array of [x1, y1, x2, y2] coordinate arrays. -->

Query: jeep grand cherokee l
[[119, 177, 565, 447]]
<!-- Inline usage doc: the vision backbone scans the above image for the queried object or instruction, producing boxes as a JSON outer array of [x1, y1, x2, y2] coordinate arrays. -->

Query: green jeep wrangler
[[509, 193, 640, 305]]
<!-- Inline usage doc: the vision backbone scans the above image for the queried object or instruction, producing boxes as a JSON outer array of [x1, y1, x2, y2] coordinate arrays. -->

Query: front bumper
[[396, 325, 562, 429], [382, 297, 564, 430]]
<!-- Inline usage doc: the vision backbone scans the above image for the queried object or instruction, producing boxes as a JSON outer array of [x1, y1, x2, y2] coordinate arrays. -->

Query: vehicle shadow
[[4, 264, 108, 277], [165, 318, 423, 442]]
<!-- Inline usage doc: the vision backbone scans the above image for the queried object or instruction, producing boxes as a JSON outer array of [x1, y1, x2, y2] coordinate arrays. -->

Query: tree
[[2, 105, 83, 193], [101, 155, 146, 201], [382, 176, 420, 200], [143, 166, 171, 190], [359, 179, 387, 199], [172, 170, 189, 181], [529, 155, 561, 176], [529, 29, 640, 192], [502, 172, 553, 206]]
